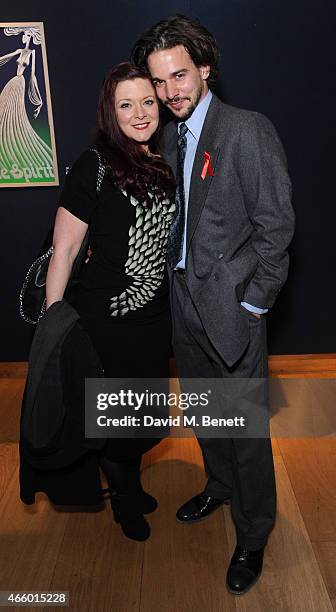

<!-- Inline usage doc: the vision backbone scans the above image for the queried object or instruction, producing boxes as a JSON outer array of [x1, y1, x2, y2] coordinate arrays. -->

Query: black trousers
[[171, 272, 276, 550]]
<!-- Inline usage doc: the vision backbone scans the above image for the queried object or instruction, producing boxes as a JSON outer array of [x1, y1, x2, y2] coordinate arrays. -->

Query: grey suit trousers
[[171, 271, 276, 550]]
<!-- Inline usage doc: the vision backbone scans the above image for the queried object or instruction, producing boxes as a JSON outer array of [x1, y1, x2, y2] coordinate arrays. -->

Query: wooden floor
[[0, 359, 335, 612]]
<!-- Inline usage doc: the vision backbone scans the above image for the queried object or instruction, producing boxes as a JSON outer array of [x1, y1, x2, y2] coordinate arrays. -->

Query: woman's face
[[22, 32, 31, 44], [115, 78, 159, 146]]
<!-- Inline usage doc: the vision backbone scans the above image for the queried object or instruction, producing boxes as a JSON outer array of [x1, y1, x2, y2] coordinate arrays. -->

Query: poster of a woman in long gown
[[0, 22, 58, 187]]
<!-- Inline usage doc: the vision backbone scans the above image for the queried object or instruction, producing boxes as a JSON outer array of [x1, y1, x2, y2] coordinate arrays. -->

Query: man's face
[[147, 45, 210, 121]]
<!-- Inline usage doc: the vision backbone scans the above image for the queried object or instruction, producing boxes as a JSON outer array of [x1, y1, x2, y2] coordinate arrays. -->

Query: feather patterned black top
[[59, 150, 175, 321]]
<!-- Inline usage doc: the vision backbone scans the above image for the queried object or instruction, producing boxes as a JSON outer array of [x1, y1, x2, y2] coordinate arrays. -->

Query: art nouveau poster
[[0, 22, 59, 187]]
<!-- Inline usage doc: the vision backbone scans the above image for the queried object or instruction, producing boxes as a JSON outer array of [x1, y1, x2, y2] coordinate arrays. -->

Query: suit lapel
[[186, 95, 222, 252]]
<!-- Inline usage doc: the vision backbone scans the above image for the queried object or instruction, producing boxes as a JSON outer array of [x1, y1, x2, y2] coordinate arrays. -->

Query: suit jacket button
[[214, 273, 219, 281]]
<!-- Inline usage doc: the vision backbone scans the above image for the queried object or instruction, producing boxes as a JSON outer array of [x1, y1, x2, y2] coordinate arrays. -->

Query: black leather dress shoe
[[176, 492, 230, 523], [226, 545, 264, 595]]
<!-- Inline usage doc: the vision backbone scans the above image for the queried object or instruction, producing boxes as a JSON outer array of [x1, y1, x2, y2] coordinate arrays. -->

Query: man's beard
[[165, 82, 204, 121]]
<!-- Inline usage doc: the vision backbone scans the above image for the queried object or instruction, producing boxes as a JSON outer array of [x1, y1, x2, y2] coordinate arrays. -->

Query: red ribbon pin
[[201, 151, 214, 180]]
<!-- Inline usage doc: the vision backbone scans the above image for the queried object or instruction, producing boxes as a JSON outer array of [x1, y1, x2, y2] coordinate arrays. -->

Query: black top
[[59, 150, 175, 320]]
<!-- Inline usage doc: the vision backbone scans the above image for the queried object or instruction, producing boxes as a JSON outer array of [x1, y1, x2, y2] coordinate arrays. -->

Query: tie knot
[[179, 123, 188, 138]]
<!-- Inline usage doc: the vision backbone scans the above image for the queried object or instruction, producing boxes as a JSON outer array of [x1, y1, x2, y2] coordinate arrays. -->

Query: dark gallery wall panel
[[1, 0, 335, 359]]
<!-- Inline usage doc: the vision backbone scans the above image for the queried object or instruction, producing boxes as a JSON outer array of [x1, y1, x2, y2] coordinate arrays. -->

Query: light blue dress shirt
[[176, 90, 267, 314]]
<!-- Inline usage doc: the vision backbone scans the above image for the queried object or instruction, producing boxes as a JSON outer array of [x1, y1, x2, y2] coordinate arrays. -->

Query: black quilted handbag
[[19, 149, 105, 324]]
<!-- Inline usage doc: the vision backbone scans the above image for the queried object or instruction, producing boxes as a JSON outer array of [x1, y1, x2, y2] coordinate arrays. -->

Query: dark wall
[[1, 0, 335, 360]]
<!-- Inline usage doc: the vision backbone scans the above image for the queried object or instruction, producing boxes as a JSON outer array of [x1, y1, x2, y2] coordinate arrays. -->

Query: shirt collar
[[178, 90, 213, 141]]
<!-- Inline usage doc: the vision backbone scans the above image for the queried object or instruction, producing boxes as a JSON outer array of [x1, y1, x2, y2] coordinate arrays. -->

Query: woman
[[21, 62, 175, 541], [0, 26, 53, 172]]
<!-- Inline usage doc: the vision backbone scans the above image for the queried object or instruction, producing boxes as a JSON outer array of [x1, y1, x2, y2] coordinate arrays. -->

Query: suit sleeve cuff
[[241, 302, 269, 314]]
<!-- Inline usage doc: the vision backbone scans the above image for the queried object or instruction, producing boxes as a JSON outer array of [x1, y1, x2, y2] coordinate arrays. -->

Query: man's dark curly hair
[[131, 15, 219, 89]]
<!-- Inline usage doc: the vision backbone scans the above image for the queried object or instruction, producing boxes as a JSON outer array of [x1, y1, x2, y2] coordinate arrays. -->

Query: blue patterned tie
[[167, 123, 188, 269]]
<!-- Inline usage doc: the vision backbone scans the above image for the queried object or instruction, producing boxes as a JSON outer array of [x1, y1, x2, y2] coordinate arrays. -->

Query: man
[[132, 15, 294, 594]]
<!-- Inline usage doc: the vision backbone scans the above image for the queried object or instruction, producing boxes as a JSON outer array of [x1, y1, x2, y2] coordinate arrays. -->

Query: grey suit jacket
[[161, 94, 295, 367]]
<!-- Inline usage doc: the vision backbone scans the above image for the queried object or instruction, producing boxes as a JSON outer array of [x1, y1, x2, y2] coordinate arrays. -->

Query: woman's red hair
[[95, 61, 175, 203]]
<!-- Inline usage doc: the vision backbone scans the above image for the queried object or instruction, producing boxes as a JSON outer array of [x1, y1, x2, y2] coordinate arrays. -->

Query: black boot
[[100, 455, 157, 513], [110, 491, 150, 541], [99, 456, 154, 541], [102, 487, 157, 514]]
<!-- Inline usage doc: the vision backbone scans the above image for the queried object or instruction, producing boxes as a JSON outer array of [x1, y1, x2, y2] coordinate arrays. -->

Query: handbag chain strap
[[90, 148, 106, 192]]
